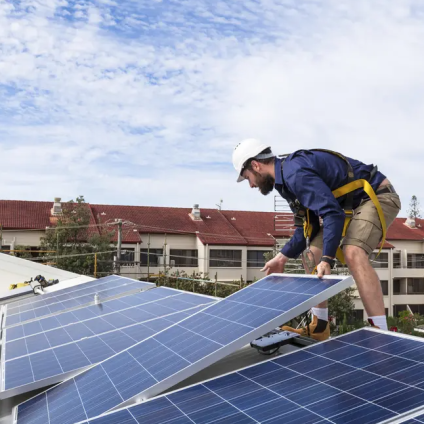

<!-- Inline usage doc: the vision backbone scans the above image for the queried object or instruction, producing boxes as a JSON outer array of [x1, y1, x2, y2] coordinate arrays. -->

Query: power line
[[3, 222, 114, 232], [28, 250, 117, 262]]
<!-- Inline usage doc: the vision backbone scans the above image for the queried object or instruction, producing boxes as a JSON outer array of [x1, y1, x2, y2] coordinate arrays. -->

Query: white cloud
[[0, 0, 424, 215]]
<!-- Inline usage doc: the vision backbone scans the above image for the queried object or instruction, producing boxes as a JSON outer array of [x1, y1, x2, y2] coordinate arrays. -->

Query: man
[[233, 138, 401, 341]]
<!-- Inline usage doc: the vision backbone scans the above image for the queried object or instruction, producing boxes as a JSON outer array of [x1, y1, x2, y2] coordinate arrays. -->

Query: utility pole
[[147, 233, 150, 282], [112, 219, 123, 275], [117, 219, 122, 275]]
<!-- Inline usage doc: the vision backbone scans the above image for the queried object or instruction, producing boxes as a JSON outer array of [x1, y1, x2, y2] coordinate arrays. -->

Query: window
[[407, 278, 424, 294], [348, 309, 364, 324], [370, 252, 388, 268], [140, 249, 163, 266], [380, 280, 388, 296], [247, 251, 272, 268], [0, 245, 10, 254], [409, 304, 424, 315], [209, 250, 242, 268], [393, 252, 401, 268], [121, 248, 135, 265], [385, 308, 389, 317], [170, 250, 198, 267], [393, 279, 401, 295], [407, 254, 424, 269], [393, 305, 408, 317]]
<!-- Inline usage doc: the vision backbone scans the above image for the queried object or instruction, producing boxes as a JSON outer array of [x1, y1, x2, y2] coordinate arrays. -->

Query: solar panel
[[13, 273, 354, 423], [70, 328, 424, 424], [1, 288, 215, 398], [4, 286, 196, 344], [4, 276, 154, 327], [6, 275, 120, 308]]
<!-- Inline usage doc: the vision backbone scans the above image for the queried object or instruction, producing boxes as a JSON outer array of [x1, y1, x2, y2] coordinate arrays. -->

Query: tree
[[408, 195, 422, 219], [328, 286, 356, 323], [40, 196, 116, 276]]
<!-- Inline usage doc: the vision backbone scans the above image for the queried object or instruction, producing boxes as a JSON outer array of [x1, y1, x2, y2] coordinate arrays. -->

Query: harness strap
[[332, 179, 387, 264]]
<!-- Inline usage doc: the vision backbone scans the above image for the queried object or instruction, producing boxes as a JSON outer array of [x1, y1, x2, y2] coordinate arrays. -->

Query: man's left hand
[[316, 261, 331, 278]]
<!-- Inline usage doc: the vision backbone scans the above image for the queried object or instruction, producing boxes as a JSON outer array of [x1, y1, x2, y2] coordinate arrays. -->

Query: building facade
[[1, 198, 423, 319]]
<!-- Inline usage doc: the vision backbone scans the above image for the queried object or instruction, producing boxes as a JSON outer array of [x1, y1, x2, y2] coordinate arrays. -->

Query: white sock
[[368, 315, 388, 331], [312, 307, 328, 322]]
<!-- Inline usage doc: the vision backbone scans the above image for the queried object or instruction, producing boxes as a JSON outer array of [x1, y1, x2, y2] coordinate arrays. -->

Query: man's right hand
[[261, 253, 288, 275]]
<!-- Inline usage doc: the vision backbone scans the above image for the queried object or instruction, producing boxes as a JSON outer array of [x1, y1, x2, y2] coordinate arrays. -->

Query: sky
[[1, 0, 424, 215]]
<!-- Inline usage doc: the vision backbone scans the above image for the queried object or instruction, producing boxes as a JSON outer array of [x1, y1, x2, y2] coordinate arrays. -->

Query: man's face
[[242, 164, 275, 195]]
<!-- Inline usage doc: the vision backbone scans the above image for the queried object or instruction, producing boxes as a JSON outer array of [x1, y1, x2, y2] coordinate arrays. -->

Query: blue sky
[[1, 0, 424, 214]]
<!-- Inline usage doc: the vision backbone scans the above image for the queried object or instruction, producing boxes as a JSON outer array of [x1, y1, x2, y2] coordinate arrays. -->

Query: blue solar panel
[[4, 276, 154, 326], [8, 275, 124, 308], [4, 288, 210, 358], [2, 289, 214, 397], [76, 328, 424, 424], [14, 274, 354, 422]]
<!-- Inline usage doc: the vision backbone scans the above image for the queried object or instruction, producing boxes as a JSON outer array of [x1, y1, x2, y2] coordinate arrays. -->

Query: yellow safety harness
[[282, 149, 387, 265]]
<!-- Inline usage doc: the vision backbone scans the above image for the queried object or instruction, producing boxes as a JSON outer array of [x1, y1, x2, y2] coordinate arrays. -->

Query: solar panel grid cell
[[14, 274, 354, 423], [5, 278, 153, 326], [2, 290, 215, 397], [8, 276, 121, 309], [75, 329, 424, 424], [4, 289, 210, 361]]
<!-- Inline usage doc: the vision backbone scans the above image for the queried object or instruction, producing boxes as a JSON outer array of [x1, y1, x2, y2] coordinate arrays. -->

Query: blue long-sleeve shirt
[[274, 150, 386, 259]]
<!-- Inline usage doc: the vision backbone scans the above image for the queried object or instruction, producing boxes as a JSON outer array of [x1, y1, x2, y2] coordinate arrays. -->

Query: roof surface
[[1, 199, 423, 246]]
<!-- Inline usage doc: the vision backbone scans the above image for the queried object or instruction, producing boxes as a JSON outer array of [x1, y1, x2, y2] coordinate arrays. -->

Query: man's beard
[[253, 171, 275, 195]]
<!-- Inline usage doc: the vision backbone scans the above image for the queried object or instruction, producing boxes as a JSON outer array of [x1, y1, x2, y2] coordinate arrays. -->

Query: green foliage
[[153, 269, 246, 298], [40, 196, 116, 276], [328, 287, 356, 323], [12, 245, 34, 259]]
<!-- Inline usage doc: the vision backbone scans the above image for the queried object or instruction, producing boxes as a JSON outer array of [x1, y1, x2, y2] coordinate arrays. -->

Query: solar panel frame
[[1, 289, 216, 399], [72, 328, 424, 424], [3, 276, 155, 328], [13, 273, 354, 422], [0, 286, 33, 303], [6, 275, 123, 308]]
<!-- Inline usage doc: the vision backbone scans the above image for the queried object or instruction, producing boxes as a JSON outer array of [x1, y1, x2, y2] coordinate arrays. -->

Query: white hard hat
[[232, 138, 273, 182]]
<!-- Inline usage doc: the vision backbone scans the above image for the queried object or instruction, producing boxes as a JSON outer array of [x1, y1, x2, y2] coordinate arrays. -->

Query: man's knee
[[343, 245, 368, 266]]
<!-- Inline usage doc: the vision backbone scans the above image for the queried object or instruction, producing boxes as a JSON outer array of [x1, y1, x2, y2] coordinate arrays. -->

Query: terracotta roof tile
[[1, 200, 424, 247], [90, 205, 247, 245], [386, 218, 424, 241], [0, 200, 52, 229]]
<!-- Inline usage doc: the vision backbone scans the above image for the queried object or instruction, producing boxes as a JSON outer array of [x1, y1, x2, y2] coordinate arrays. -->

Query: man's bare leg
[[343, 245, 385, 316], [308, 245, 328, 309]]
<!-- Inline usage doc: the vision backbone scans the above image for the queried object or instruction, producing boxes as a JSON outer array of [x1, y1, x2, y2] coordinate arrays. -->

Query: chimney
[[51, 197, 62, 216], [189, 204, 202, 221], [405, 217, 416, 229]]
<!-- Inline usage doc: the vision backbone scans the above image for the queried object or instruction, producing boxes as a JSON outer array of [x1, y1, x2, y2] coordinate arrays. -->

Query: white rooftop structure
[[0, 253, 94, 294]]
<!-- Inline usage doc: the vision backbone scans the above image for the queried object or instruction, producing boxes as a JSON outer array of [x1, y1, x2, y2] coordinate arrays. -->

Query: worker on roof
[[233, 138, 401, 341]]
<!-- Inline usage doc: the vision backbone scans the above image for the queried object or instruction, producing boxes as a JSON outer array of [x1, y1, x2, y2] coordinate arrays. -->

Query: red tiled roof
[[377, 241, 395, 249], [1, 200, 424, 246], [221, 210, 293, 246], [90, 205, 247, 245], [0, 200, 53, 229], [386, 218, 424, 241]]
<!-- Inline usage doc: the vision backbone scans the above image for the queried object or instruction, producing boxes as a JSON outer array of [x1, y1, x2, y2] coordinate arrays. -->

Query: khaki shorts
[[311, 191, 401, 255]]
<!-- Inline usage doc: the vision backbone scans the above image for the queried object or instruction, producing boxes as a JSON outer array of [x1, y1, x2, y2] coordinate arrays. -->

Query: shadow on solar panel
[[13, 273, 354, 424]]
